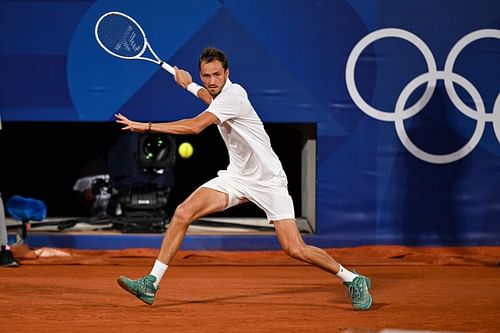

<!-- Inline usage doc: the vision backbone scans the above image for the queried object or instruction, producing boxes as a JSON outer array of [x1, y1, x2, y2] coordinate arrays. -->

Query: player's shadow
[[151, 283, 378, 310], [150, 283, 385, 311], [160, 284, 331, 308]]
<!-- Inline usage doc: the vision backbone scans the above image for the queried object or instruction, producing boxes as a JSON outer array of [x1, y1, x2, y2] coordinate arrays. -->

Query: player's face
[[199, 60, 229, 97]]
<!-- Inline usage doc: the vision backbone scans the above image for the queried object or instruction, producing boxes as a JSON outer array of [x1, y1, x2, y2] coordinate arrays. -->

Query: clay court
[[1, 245, 499, 332]]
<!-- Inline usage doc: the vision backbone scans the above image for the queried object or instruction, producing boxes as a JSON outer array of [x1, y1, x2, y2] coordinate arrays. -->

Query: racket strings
[[116, 26, 142, 54], [96, 13, 146, 58]]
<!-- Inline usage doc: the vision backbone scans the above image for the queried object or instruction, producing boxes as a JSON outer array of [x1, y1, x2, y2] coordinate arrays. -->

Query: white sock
[[336, 264, 358, 283], [149, 260, 168, 288]]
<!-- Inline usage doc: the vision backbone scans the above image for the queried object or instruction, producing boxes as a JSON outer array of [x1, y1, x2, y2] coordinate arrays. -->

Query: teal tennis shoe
[[344, 275, 373, 310], [117, 274, 158, 305]]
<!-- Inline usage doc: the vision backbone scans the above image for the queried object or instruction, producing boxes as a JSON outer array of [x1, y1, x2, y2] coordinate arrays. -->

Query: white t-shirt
[[206, 79, 285, 181]]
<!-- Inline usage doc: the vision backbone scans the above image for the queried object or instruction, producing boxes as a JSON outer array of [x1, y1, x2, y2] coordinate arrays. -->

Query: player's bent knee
[[283, 244, 306, 260], [173, 204, 194, 227]]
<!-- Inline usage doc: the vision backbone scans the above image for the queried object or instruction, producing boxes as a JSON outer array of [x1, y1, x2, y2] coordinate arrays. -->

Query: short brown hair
[[198, 47, 228, 70]]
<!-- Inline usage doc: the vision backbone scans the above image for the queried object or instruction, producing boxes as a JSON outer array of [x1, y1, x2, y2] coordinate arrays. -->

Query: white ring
[[493, 93, 500, 143], [444, 29, 500, 121], [394, 71, 485, 164], [346, 28, 437, 122], [346, 28, 500, 164]]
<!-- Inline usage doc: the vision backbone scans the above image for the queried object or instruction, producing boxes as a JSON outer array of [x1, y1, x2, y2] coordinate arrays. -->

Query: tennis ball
[[178, 142, 194, 159]]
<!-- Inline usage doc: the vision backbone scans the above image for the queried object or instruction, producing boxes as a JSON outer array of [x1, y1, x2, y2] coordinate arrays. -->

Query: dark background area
[[0, 122, 305, 219]]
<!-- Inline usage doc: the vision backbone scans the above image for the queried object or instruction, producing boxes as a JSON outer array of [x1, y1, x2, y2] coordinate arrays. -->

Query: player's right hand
[[174, 66, 193, 89]]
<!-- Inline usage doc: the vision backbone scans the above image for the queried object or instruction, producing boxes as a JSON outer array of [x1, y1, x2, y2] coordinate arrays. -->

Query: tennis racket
[[95, 11, 175, 75]]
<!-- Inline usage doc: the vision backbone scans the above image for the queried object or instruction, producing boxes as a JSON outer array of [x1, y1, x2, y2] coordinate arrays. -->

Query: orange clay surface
[[1, 245, 500, 332]]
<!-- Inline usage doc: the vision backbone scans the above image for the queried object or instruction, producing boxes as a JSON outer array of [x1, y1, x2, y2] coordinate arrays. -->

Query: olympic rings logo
[[346, 28, 500, 164]]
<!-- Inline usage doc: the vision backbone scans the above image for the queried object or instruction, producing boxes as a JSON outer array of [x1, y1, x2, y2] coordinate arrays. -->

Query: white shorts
[[201, 171, 295, 221]]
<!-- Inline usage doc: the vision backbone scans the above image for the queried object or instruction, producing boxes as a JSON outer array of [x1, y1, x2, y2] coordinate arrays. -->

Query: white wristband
[[187, 82, 202, 97]]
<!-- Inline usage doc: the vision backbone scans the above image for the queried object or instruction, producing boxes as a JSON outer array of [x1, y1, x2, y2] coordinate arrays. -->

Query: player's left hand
[[115, 113, 148, 133]]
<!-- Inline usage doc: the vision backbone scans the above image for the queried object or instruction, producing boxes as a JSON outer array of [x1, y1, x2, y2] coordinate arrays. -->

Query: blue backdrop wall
[[1, 0, 499, 246]]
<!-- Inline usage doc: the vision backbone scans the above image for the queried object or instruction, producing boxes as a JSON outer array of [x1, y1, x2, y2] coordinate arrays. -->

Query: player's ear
[[225, 68, 230, 79]]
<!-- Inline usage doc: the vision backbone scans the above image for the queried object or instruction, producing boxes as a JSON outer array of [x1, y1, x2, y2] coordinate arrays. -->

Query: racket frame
[[95, 11, 174, 75]]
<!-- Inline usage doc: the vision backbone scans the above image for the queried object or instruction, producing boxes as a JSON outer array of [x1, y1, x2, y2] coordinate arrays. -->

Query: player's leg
[[117, 187, 228, 305], [243, 178, 347, 275], [157, 187, 228, 264], [273, 219, 373, 310], [273, 219, 341, 274]]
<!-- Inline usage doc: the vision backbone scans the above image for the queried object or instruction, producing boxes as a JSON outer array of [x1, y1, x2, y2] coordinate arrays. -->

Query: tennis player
[[115, 47, 372, 310]]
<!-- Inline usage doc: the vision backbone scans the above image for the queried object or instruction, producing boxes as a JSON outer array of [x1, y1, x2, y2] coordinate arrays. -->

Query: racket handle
[[160, 61, 175, 76]]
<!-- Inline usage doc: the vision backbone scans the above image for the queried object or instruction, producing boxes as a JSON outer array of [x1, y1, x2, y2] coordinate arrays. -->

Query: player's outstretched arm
[[115, 111, 218, 135], [174, 66, 213, 105]]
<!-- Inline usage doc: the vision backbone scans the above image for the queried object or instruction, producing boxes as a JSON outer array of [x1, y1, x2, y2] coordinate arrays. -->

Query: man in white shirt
[[115, 47, 372, 310]]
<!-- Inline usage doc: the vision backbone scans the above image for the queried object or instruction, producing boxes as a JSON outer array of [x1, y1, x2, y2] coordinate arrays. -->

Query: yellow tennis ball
[[178, 142, 194, 159]]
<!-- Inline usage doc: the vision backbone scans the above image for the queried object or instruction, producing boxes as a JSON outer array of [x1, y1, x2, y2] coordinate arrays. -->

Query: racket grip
[[160, 61, 175, 76]]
